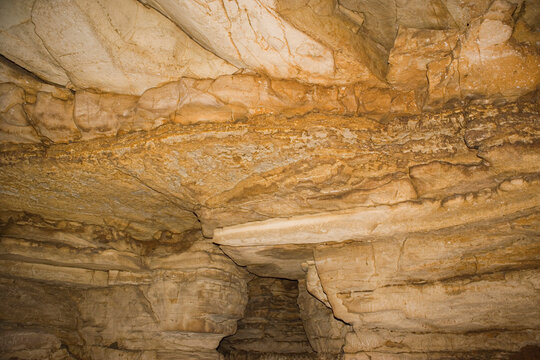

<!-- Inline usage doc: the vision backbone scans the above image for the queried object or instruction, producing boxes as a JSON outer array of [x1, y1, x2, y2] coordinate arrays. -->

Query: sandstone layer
[[0, 0, 539, 359]]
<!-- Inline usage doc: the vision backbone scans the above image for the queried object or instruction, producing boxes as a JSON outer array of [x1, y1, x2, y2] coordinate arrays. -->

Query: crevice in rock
[[218, 276, 319, 360]]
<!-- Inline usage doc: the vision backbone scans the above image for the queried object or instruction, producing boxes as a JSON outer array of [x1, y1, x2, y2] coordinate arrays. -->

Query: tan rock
[[297, 279, 351, 354], [0, 8, 540, 356], [220, 277, 313, 355], [388, 27, 459, 92], [0, 259, 109, 286], [0, 218, 248, 358], [0, 329, 73, 360], [220, 243, 316, 279], [427, 0, 540, 105], [0, 236, 143, 271], [74, 91, 138, 140], [0, 83, 40, 144], [135, 82, 182, 130], [0, 277, 79, 331], [2, 101, 536, 242], [25, 91, 79, 143], [337, 269, 540, 331], [276, 0, 388, 84], [214, 177, 539, 246]]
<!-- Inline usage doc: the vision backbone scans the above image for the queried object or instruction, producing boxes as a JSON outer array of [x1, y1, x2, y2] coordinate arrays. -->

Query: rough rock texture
[[0, 1, 539, 359], [0, 213, 248, 359], [212, 101, 540, 357], [0, 0, 237, 94], [219, 278, 313, 358], [297, 279, 351, 356]]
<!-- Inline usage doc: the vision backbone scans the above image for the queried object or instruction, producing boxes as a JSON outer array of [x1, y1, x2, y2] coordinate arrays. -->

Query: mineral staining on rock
[[0, 0, 539, 359]]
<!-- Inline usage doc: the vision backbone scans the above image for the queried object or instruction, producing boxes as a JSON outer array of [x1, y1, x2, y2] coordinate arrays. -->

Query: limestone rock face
[[141, 0, 338, 84], [297, 279, 352, 355], [220, 278, 313, 358], [389, 0, 540, 108], [0, 1, 539, 359], [0, 214, 248, 359], [0, 0, 237, 95]]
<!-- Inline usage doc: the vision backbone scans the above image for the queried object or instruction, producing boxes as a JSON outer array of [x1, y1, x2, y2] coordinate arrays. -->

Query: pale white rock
[[0, 259, 109, 286], [0, 0, 70, 86], [0, 57, 60, 95], [141, 0, 336, 83], [19, 0, 237, 95], [214, 178, 540, 246]]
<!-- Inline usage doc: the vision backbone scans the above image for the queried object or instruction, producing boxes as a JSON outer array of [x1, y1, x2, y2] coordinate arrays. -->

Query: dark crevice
[[218, 276, 318, 360]]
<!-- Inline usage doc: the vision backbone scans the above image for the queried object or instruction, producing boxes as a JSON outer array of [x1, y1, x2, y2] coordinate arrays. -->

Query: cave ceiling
[[0, 0, 539, 359]]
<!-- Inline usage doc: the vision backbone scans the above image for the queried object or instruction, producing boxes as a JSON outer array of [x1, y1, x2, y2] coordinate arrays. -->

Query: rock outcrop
[[0, 0, 539, 359], [220, 278, 313, 358], [0, 213, 248, 359]]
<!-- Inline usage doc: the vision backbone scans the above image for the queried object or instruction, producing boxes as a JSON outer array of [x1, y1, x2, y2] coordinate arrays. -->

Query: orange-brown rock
[[0, 1, 539, 359]]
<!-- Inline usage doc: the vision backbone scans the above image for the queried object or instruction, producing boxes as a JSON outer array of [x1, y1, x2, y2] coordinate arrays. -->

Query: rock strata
[[0, 213, 248, 359], [0, 0, 539, 359], [220, 278, 313, 358]]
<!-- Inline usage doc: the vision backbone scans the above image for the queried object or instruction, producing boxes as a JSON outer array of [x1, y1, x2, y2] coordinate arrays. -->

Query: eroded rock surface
[[0, 213, 248, 359], [219, 278, 313, 358], [0, 1, 539, 359], [0, 0, 237, 95]]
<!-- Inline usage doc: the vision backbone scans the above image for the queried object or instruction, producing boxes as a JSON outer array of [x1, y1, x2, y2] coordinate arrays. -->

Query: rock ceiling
[[0, 0, 539, 359]]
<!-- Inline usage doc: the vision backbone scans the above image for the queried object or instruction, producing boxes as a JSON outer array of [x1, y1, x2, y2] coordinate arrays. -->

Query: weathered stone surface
[[0, 0, 237, 95], [215, 176, 539, 246], [141, 0, 337, 84], [0, 217, 248, 358], [275, 0, 388, 84], [24, 91, 79, 143], [0, 1, 539, 358], [428, 0, 540, 106], [207, 100, 539, 358], [386, 0, 540, 108], [0, 83, 40, 144], [0, 0, 70, 86], [1, 98, 538, 239], [387, 28, 459, 92], [0, 62, 424, 144], [220, 277, 313, 357], [297, 279, 351, 355]]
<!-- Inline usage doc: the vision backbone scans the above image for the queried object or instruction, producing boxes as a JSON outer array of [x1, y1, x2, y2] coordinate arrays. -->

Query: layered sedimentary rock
[[220, 278, 313, 358], [213, 103, 540, 357], [0, 213, 249, 359], [297, 279, 351, 356], [0, 0, 539, 359], [1, 87, 538, 358]]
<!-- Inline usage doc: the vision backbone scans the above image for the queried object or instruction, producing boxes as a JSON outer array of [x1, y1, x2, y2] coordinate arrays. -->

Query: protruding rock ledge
[[214, 177, 539, 247]]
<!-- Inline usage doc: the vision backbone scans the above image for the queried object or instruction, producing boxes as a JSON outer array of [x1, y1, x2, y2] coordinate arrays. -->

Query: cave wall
[[0, 0, 539, 359], [219, 278, 314, 359], [0, 214, 249, 359]]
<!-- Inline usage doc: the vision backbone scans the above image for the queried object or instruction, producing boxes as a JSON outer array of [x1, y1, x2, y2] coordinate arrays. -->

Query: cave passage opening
[[218, 276, 318, 360]]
